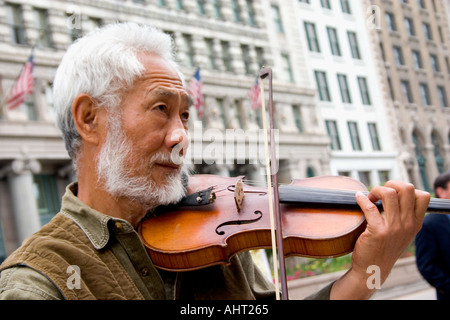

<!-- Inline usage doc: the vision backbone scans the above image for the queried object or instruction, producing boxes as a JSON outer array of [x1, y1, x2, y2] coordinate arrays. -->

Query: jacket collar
[[59, 182, 134, 250]]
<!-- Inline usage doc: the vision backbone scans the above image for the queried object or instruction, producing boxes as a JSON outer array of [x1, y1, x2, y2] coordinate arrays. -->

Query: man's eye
[[155, 104, 167, 112]]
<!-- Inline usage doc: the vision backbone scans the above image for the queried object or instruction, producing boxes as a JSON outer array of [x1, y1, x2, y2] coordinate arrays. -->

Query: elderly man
[[0, 23, 430, 300]]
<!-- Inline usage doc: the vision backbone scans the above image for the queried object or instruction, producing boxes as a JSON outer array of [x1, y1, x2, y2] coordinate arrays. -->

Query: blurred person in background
[[415, 171, 450, 300]]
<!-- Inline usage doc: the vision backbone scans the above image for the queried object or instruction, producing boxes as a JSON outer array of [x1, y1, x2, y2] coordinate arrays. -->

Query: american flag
[[188, 67, 204, 119], [6, 54, 34, 110], [248, 77, 261, 110]]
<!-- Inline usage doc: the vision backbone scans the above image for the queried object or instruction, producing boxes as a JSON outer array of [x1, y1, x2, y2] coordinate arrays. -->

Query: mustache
[[149, 152, 182, 168]]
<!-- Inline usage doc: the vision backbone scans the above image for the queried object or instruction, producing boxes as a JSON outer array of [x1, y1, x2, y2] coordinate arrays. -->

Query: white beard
[[96, 115, 188, 212]]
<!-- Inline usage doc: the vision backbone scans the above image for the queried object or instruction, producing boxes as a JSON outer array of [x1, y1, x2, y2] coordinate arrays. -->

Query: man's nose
[[167, 123, 189, 165], [168, 127, 188, 150]]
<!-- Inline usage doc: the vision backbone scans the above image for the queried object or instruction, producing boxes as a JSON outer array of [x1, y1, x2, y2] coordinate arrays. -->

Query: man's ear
[[435, 187, 445, 199], [72, 94, 104, 146]]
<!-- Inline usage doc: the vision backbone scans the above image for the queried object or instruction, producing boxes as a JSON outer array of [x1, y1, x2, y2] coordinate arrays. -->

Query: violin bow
[[259, 67, 289, 300]]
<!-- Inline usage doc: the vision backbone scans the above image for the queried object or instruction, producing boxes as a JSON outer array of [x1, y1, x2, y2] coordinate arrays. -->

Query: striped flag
[[188, 67, 204, 119], [6, 54, 34, 110], [248, 77, 261, 110]]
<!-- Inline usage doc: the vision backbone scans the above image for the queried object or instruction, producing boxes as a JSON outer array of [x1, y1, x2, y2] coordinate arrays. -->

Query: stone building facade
[[0, 0, 330, 260]]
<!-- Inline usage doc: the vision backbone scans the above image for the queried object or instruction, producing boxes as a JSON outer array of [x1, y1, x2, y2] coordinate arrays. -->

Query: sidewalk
[[372, 278, 436, 300], [287, 256, 437, 300]]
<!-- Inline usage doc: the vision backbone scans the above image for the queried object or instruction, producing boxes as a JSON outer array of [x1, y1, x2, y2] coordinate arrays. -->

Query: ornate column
[[0, 159, 41, 243]]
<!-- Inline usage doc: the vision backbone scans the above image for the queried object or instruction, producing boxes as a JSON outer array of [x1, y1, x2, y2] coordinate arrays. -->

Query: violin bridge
[[234, 179, 245, 212]]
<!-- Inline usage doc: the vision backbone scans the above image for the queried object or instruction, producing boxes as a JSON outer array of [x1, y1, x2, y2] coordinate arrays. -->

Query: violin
[[139, 66, 449, 300], [138, 174, 450, 272]]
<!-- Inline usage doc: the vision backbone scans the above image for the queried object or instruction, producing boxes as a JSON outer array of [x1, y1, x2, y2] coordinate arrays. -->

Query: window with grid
[[357, 76, 372, 105], [325, 120, 342, 150], [305, 22, 321, 53], [348, 121, 362, 151], [327, 27, 341, 56], [368, 123, 381, 151], [401, 80, 414, 103], [315, 71, 331, 101], [347, 32, 361, 59], [337, 74, 352, 103], [6, 3, 27, 45]]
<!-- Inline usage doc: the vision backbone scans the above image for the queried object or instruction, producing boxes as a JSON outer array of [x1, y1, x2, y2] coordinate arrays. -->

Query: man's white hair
[[53, 22, 183, 163]]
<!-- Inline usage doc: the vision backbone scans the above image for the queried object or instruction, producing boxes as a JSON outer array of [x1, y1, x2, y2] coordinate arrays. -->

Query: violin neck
[[278, 185, 450, 214], [427, 198, 450, 214]]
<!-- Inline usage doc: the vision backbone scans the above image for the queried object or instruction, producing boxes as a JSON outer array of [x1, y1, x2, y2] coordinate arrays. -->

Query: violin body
[[139, 175, 367, 271]]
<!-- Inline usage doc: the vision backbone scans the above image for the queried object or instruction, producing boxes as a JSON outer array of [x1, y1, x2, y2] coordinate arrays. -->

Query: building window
[[340, 0, 351, 14], [281, 54, 294, 83], [45, 81, 56, 121], [315, 71, 331, 101], [379, 42, 385, 61], [231, 0, 240, 22], [419, 83, 431, 105], [404, 17, 415, 36], [412, 50, 423, 69], [305, 22, 321, 53], [34, 8, 53, 48], [255, 47, 265, 69], [413, 131, 431, 191], [432, 132, 444, 174], [438, 26, 444, 43], [293, 105, 303, 133], [211, 0, 223, 19], [418, 0, 426, 9], [393, 46, 404, 65], [347, 31, 361, 59], [348, 121, 362, 151], [368, 123, 381, 151], [197, 0, 206, 15], [325, 120, 342, 150], [19, 93, 38, 121], [337, 74, 352, 103], [357, 76, 371, 105], [321, 0, 332, 9], [174, 0, 184, 11], [437, 86, 448, 107], [232, 99, 243, 128], [385, 12, 396, 31], [181, 34, 194, 67], [358, 171, 371, 187], [221, 41, 233, 72], [423, 22, 432, 40], [327, 26, 341, 56], [215, 98, 227, 127], [430, 54, 440, 72], [387, 77, 395, 100], [33, 174, 61, 226], [246, 0, 256, 26], [241, 44, 251, 75], [401, 80, 414, 103], [271, 5, 284, 33], [6, 3, 27, 45], [205, 38, 217, 70], [307, 167, 315, 178]]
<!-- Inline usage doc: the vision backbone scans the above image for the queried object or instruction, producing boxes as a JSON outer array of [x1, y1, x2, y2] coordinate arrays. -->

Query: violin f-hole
[[215, 210, 263, 236]]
